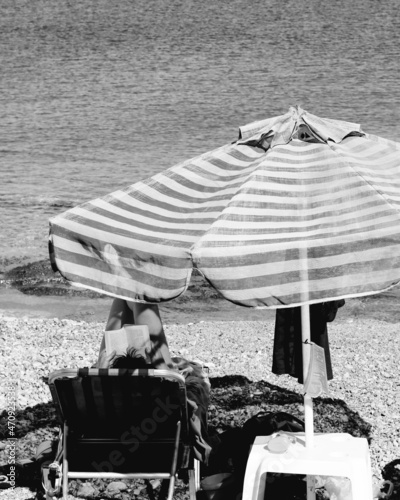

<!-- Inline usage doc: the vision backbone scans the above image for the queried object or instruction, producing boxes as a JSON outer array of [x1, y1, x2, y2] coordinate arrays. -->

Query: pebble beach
[[1, 282, 400, 499]]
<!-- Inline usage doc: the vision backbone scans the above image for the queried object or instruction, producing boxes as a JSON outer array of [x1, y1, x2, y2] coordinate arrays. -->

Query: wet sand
[[0, 286, 277, 324], [1, 258, 400, 325]]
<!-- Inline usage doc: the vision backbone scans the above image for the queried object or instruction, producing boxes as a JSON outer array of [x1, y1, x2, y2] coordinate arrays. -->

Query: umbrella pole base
[[304, 396, 315, 499], [304, 394, 314, 447], [306, 475, 316, 500]]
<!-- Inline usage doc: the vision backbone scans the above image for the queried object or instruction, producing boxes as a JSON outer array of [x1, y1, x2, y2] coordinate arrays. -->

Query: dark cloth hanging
[[272, 300, 345, 383]]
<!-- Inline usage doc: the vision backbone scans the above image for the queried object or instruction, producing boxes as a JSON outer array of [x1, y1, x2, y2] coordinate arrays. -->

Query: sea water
[[1, 0, 400, 273]]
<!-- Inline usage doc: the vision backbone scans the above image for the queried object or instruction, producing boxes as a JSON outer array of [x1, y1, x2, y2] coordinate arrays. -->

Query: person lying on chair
[[95, 298, 212, 465], [97, 299, 173, 370]]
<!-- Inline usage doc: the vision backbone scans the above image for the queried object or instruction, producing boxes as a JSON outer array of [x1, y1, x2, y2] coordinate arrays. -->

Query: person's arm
[[128, 302, 173, 369]]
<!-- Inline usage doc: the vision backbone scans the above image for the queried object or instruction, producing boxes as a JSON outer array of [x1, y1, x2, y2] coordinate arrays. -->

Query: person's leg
[[129, 302, 173, 369], [97, 298, 135, 365], [106, 298, 135, 331]]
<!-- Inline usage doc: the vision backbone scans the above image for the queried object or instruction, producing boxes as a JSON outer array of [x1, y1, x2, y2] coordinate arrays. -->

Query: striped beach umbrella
[[49, 106, 400, 308], [49, 106, 400, 461]]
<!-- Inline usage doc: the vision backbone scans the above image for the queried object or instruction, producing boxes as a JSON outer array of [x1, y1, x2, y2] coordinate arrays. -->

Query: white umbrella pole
[[299, 242, 314, 447], [301, 304, 316, 500], [301, 303, 314, 447]]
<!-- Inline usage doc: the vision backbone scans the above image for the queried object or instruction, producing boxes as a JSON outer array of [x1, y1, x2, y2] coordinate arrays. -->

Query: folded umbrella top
[[49, 107, 400, 306], [237, 105, 363, 146]]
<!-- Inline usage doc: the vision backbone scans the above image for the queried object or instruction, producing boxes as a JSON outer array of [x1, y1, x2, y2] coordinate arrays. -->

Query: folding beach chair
[[41, 367, 200, 500]]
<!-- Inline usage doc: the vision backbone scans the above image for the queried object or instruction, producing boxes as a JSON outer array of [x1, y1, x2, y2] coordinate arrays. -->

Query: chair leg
[[62, 422, 68, 500], [188, 458, 200, 500], [194, 458, 200, 491], [42, 462, 62, 500], [166, 476, 176, 500], [188, 469, 197, 500]]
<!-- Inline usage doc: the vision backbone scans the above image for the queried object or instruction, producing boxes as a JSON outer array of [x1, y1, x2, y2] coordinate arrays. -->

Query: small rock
[[77, 481, 98, 498], [149, 479, 161, 489], [106, 481, 128, 495]]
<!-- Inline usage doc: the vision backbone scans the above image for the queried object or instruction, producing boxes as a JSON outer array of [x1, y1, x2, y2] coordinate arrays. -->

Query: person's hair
[[109, 346, 154, 369]]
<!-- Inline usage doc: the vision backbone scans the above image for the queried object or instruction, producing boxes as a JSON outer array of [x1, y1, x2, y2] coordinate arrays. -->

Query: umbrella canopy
[[49, 106, 400, 307]]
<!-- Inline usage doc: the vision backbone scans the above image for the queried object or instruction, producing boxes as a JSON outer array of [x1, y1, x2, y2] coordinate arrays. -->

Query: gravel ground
[[0, 314, 399, 499]]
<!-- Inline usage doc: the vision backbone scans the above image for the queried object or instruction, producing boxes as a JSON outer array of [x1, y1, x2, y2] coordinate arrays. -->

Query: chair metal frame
[[44, 367, 200, 500]]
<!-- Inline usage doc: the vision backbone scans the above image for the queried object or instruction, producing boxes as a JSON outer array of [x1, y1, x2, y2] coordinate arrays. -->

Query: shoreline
[[1, 258, 400, 324], [0, 259, 279, 324]]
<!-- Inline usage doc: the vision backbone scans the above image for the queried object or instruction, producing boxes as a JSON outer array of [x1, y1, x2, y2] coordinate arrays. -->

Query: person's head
[[109, 346, 154, 369]]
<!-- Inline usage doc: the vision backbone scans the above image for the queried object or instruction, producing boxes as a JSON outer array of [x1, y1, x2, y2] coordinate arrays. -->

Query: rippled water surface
[[1, 0, 400, 271]]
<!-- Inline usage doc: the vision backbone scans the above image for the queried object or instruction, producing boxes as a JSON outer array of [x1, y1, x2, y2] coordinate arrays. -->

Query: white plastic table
[[242, 432, 373, 500]]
